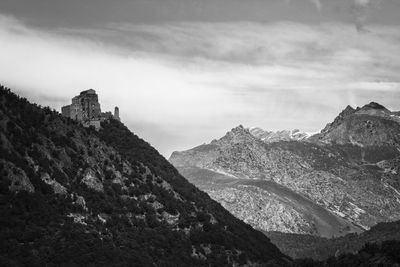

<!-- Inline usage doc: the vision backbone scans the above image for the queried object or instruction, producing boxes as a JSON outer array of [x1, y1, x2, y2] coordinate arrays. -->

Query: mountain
[[175, 166, 360, 237], [249, 128, 310, 143], [0, 85, 290, 266], [311, 102, 400, 147], [169, 103, 400, 242]]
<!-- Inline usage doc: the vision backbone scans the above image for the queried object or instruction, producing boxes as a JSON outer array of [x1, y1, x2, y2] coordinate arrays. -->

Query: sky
[[0, 0, 400, 157]]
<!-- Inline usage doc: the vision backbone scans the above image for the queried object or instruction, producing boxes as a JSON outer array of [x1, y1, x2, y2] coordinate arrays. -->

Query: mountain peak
[[361, 102, 387, 110], [340, 105, 356, 116], [320, 105, 356, 134], [212, 124, 258, 145], [355, 102, 392, 117], [227, 124, 251, 137], [313, 100, 400, 147], [231, 124, 246, 132]]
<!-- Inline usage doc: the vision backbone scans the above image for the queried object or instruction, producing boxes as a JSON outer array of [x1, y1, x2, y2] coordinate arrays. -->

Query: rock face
[[0, 85, 289, 266], [178, 166, 358, 237], [81, 168, 104, 192], [211, 185, 316, 234], [320, 105, 356, 134], [1, 160, 35, 193], [170, 102, 400, 238], [312, 102, 400, 147], [40, 173, 67, 195]]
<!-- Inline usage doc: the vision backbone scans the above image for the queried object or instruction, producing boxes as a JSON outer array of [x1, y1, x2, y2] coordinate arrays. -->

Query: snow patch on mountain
[[249, 127, 311, 143]]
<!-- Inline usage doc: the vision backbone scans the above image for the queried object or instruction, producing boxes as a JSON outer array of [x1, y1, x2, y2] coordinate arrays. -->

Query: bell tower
[[114, 107, 120, 121]]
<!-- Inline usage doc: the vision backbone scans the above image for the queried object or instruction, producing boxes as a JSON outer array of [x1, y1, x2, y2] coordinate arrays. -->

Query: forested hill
[[0, 85, 289, 266]]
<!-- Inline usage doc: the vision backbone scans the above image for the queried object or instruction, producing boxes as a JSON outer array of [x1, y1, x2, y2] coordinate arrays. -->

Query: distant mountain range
[[170, 102, 400, 259]]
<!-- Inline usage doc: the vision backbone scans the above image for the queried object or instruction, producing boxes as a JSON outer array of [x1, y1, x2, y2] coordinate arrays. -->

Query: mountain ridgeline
[[169, 102, 400, 260], [0, 86, 290, 266]]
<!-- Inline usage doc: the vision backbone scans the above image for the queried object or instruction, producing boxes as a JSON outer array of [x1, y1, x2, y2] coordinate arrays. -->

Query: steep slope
[[319, 105, 356, 135], [177, 166, 359, 237], [0, 86, 289, 266], [170, 104, 400, 237]]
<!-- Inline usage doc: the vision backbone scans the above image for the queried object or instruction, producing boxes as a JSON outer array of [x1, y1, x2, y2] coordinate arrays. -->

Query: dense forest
[[294, 240, 400, 266], [267, 220, 400, 260]]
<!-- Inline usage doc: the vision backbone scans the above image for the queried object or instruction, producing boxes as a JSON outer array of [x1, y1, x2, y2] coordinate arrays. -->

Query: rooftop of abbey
[[61, 89, 120, 129]]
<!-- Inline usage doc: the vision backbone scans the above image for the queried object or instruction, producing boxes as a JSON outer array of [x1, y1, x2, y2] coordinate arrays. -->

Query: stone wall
[[61, 105, 71, 118], [79, 90, 101, 120], [62, 89, 101, 122]]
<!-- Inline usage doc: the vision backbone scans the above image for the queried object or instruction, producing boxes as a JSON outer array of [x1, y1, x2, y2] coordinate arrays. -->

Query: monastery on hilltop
[[61, 89, 120, 129]]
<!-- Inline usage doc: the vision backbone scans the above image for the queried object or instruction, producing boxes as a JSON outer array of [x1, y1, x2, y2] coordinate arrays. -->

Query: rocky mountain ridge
[[170, 102, 400, 240]]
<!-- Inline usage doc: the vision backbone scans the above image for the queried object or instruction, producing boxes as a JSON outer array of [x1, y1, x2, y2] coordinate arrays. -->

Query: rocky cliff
[[0, 85, 289, 266]]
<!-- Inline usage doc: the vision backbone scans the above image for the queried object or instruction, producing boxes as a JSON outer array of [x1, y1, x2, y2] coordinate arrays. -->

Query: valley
[[178, 166, 361, 237]]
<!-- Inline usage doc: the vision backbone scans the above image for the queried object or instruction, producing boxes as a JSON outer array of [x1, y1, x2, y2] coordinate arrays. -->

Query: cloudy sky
[[1, 0, 400, 157]]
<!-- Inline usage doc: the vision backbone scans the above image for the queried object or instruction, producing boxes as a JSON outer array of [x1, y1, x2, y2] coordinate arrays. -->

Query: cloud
[[310, 0, 322, 11], [284, 0, 382, 32], [285, 0, 322, 11], [352, 0, 384, 32], [0, 14, 399, 156], [354, 0, 370, 6], [353, 0, 369, 32]]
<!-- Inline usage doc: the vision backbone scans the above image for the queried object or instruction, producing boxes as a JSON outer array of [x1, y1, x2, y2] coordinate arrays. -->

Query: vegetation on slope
[[294, 240, 400, 267], [267, 220, 400, 260], [0, 85, 288, 266]]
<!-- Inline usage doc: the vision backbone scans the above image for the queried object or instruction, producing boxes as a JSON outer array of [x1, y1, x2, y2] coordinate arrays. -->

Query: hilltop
[[0, 85, 289, 266]]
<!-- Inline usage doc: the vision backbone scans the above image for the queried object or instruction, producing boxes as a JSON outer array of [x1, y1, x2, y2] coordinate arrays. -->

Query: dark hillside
[[267, 220, 400, 260], [0, 85, 288, 266], [294, 239, 400, 266], [98, 119, 288, 264]]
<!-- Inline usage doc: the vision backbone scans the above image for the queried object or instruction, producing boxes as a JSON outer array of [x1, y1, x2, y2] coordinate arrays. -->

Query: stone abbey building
[[61, 89, 120, 129]]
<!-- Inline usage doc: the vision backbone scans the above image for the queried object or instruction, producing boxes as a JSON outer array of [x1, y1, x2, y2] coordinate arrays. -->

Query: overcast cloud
[[0, 2, 399, 157]]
